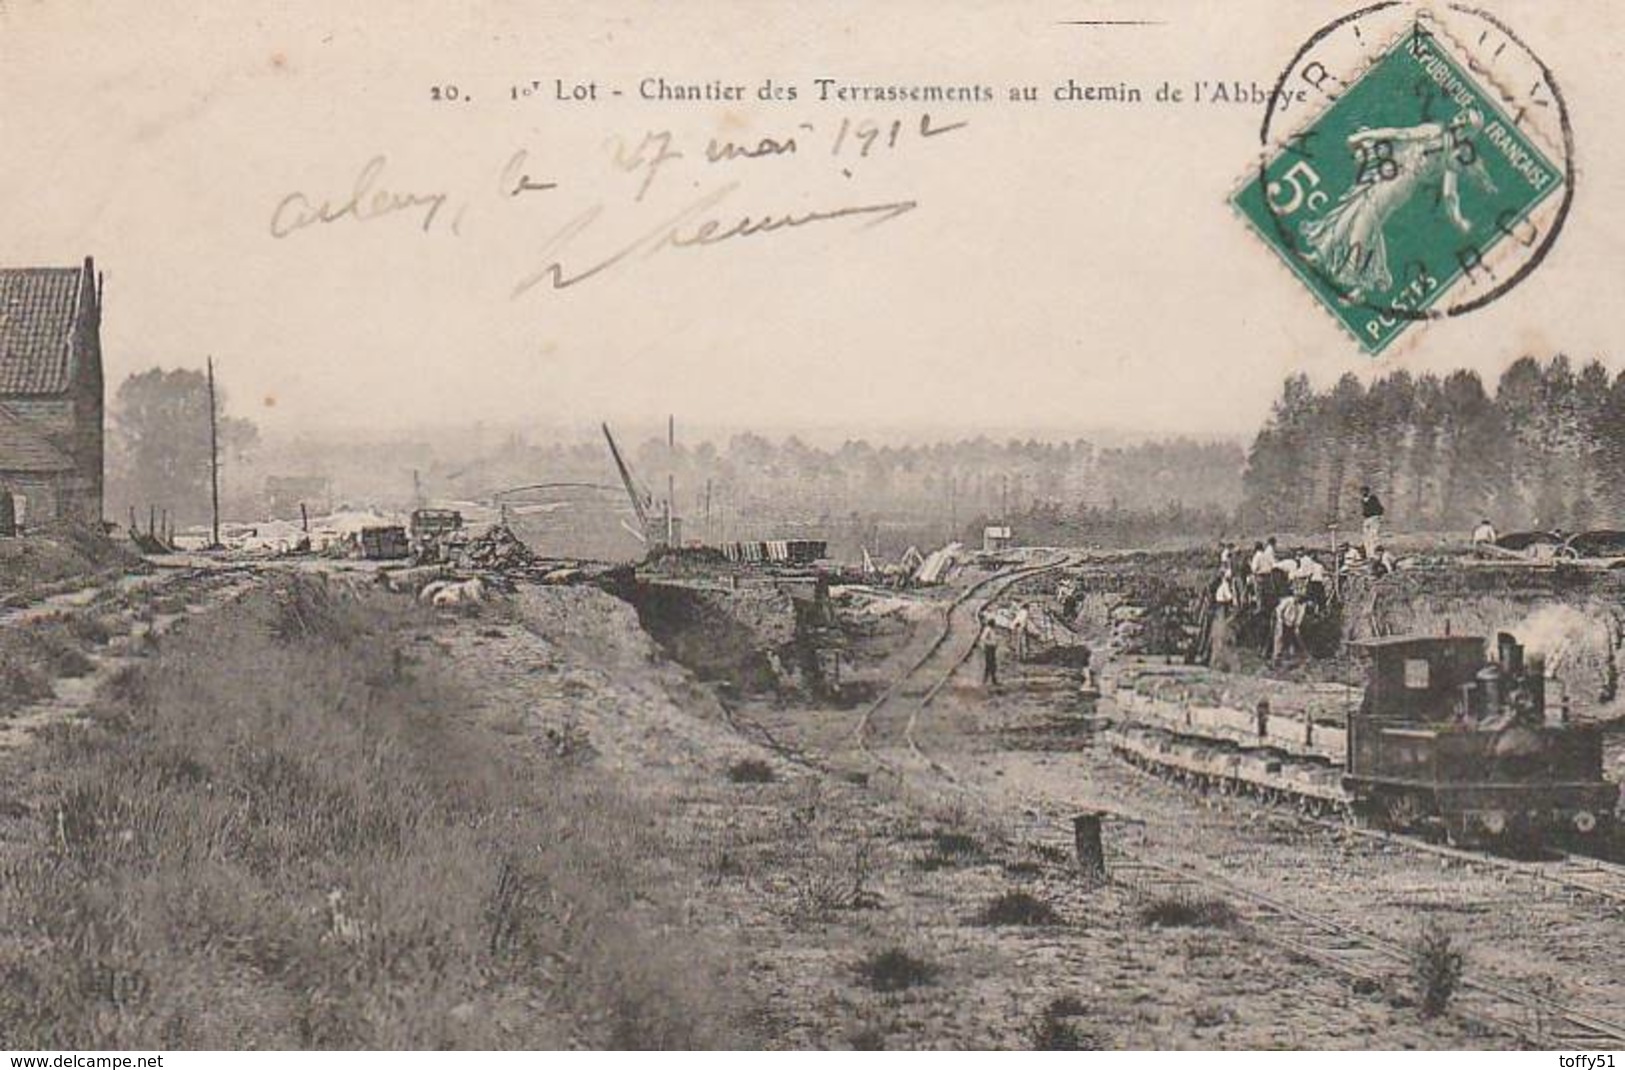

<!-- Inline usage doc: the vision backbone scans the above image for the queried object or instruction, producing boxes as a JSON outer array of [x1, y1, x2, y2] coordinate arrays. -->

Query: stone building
[[0, 257, 104, 530]]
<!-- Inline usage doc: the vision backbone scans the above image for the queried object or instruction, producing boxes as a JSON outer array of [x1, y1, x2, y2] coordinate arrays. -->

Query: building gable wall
[[0, 260, 105, 526]]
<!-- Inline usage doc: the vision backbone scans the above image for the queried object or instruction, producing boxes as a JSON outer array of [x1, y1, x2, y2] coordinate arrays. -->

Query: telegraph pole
[[207, 356, 221, 549], [666, 414, 676, 546]]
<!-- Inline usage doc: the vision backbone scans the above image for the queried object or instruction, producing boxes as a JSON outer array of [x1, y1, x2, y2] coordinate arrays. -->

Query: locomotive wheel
[[1442, 815, 1480, 849], [1380, 792, 1427, 833]]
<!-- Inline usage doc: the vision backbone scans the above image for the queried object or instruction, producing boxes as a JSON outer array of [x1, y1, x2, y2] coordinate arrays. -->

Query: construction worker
[[1359, 486, 1385, 559], [1011, 605, 1031, 662], [979, 619, 1002, 687], [1209, 565, 1239, 672], [1299, 552, 1329, 611], [1472, 518, 1498, 548]]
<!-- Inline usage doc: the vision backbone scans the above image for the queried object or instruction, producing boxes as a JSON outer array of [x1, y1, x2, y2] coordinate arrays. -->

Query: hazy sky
[[2, 0, 1621, 442]]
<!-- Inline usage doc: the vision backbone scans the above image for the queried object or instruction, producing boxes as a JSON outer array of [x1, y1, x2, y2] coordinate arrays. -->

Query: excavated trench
[[612, 573, 839, 699]]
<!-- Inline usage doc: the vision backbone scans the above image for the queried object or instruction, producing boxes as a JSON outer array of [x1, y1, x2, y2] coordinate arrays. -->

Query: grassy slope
[[0, 577, 750, 1049]]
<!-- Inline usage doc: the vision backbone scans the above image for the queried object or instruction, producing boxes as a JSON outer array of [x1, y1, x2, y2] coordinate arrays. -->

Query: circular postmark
[[1241, 2, 1573, 353]]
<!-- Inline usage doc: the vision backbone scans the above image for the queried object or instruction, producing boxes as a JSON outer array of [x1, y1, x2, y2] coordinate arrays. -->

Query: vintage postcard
[[2, 0, 1624, 1056]]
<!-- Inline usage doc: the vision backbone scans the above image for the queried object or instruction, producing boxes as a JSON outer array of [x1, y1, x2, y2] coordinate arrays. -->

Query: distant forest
[[1241, 355, 1624, 535], [483, 433, 1246, 555], [173, 352, 1620, 555]]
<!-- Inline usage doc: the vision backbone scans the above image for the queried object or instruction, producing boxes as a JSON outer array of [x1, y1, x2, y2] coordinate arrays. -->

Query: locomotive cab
[[1346, 633, 1618, 844]]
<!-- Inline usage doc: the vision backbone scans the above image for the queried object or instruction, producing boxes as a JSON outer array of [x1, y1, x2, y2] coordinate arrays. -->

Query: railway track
[[850, 550, 1077, 781], [842, 566, 1625, 1047], [1341, 823, 1625, 909], [1102, 850, 1625, 1046], [700, 551, 1625, 1044]]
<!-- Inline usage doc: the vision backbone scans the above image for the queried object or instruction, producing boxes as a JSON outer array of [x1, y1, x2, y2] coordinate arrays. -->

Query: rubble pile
[[462, 524, 535, 571]]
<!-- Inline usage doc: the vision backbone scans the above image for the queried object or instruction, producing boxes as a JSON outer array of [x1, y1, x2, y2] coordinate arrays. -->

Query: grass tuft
[[1412, 922, 1466, 1018], [726, 758, 776, 784], [1138, 892, 1238, 929], [1031, 996, 1097, 1050], [916, 829, 986, 871], [976, 890, 1061, 927], [856, 948, 937, 992]]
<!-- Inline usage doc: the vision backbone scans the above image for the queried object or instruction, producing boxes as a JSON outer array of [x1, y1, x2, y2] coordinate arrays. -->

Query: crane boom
[[602, 422, 654, 541]]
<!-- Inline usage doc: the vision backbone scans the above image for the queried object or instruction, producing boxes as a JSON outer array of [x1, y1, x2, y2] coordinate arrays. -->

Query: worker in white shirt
[[1472, 518, 1498, 548], [1251, 537, 1278, 576], [1011, 605, 1031, 662]]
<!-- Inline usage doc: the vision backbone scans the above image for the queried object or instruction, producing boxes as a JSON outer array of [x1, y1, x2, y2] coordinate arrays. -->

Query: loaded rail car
[[1345, 633, 1618, 844]]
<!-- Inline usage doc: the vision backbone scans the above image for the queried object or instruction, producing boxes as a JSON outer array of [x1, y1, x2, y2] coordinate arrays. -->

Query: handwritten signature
[[510, 182, 918, 297]]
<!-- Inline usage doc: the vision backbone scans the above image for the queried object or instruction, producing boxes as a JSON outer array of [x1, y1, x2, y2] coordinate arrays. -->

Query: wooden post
[[148, 504, 156, 537], [1256, 700, 1270, 740], [300, 502, 310, 533], [207, 356, 221, 549], [1073, 812, 1107, 883]]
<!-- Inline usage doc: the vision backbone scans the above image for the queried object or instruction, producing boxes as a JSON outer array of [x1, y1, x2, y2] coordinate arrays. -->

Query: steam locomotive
[[1345, 632, 1617, 844], [1109, 630, 1620, 846]]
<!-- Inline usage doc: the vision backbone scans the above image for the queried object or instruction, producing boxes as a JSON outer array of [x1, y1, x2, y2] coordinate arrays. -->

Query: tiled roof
[[0, 267, 84, 395], [0, 403, 73, 473]]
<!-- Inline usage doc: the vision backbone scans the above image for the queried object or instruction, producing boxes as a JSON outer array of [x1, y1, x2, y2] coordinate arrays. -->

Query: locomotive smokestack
[[1497, 632, 1523, 675]]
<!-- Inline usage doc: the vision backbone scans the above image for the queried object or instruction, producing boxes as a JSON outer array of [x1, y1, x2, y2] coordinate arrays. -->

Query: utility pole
[[667, 414, 676, 546], [207, 356, 221, 549]]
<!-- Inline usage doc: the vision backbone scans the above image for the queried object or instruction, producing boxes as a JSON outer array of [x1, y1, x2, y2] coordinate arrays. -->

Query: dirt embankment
[[0, 526, 146, 607], [0, 576, 753, 1049]]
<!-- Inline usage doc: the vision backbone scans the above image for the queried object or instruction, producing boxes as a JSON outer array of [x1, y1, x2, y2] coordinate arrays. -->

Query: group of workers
[[1200, 487, 1402, 668]]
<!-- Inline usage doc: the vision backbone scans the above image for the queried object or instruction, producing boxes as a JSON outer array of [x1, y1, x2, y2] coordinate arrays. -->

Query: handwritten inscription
[[267, 113, 962, 297], [270, 156, 452, 238]]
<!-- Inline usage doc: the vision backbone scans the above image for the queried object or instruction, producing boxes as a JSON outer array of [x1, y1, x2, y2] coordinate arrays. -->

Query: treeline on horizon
[[421, 431, 1247, 543], [1240, 355, 1624, 536], [147, 353, 1616, 551]]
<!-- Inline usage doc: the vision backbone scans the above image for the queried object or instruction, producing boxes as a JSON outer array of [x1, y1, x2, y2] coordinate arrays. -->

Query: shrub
[[726, 758, 776, 784], [976, 890, 1061, 927], [0, 660, 53, 715], [1032, 996, 1096, 1050], [24, 626, 96, 678], [916, 829, 986, 870], [1138, 892, 1237, 929], [856, 948, 937, 992], [1412, 923, 1466, 1018]]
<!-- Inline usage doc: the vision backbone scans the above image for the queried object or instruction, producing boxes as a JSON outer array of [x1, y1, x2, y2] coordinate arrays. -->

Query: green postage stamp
[[1233, 12, 1569, 355]]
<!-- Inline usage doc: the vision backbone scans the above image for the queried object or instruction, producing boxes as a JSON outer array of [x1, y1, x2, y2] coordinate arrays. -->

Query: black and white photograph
[[0, 0, 1622, 1057]]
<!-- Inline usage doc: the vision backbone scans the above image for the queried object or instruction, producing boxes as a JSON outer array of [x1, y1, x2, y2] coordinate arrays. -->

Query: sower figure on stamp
[[1360, 485, 1385, 560], [1299, 109, 1497, 301]]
